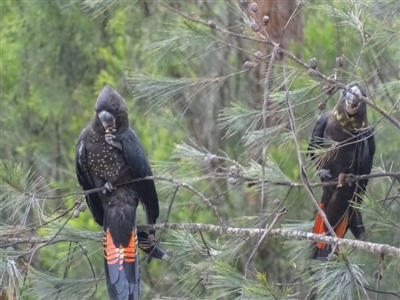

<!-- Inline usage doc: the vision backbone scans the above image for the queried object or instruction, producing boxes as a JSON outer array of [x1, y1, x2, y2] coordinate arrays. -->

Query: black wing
[[347, 126, 375, 238], [76, 128, 104, 226], [353, 126, 375, 196], [358, 127, 375, 176], [307, 111, 331, 162], [119, 128, 160, 227]]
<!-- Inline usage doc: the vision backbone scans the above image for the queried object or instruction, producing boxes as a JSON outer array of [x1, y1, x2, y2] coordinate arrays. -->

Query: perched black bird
[[308, 82, 375, 259], [76, 85, 169, 299], [103, 186, 140, 299]]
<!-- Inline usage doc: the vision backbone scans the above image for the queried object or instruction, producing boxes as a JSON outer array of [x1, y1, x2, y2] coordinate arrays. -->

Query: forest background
[[1, 0, 400, 299]]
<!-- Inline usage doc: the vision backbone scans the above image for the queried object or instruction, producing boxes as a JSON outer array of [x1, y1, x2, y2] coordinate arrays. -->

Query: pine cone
[[309, 57, 318, 69], [229, 165, 238, 178], [273, 199, 282, 206], [336, 56, 344, 68], [318, 102, 326, 111], [210, 154, 219, 167], [250, 2, 258, 12], [228, 177, 237, 186], [373, 271, 383, 280], [78, 203, 87, 212], [203, 155, 212, 168], [307, 68, 318, 78], [322, 85, 333, 95], [250, 22, 260, 32], [73, 210, 80, 218], [207, 20, 216, 29], [244, 61, 255, 69], [254, 51, 264, 59], [262, 15, 269, 25]]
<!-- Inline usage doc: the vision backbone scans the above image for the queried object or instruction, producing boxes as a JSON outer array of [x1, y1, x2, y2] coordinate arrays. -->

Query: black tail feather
[[348, 210, 365, 239], [105, 258, 140, 300], [311, 243, 334, 260], [104, 228, 140, 300]]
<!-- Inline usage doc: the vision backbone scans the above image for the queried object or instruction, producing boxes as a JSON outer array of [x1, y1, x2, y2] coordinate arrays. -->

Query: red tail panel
[[123, 232, 138, 263], [312, 204, 325, 249], [312, 205, 350, 251], [104, 228, 140, 300], [334, 212, 349, 238], [104, 229, 138, 268]]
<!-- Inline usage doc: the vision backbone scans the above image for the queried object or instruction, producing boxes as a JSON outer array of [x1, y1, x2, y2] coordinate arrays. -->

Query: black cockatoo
[[308, 82, 375, 259], [76, 85, 169, 299]]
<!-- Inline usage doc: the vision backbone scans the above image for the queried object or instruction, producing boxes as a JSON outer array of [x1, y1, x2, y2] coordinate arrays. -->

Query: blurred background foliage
[[1, 0, 399, 299]]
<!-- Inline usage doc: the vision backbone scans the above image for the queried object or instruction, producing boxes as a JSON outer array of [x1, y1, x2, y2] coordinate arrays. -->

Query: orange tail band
[[334, 211, 349, 239], [104, 229, 138, 270], [313, 205, 350, 249], [313, 204, 325, 249]]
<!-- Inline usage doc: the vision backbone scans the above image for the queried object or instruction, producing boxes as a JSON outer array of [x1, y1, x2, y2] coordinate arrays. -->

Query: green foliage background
[[1, 0, 399, 299]]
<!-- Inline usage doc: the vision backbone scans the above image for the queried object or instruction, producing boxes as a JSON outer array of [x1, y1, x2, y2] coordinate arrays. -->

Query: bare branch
[[4, 223, 400, 258]]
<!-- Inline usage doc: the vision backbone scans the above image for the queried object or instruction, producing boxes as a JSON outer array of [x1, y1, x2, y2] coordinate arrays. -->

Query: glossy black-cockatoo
[[76, 85, 169, 299], [307, 82, 375, 260]]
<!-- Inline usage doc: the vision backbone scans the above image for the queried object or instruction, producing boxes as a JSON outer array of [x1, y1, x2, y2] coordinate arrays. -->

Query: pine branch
[[240, 172, 400, 188], [143, 224, 400, 258], [29, 172, 400, 200], [159, 0, 400, 131], [3, 223, 400, 258], [284, 82, 336, 237]]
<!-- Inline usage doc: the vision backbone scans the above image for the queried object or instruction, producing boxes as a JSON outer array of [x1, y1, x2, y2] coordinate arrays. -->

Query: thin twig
[[284, 69, 336, 237], [199, 231, 212, 258], [239, 172, 400, 188], [8, 172, 399, 204], [144, 185, 180, 262], [364, 97, 400, 130], [142, 232, 188, 300], [375, 254, 384, 300], [364, 286, 400, 299], [76, 176, 224, 226], [19, 204, 79, 297], [245, 208, 287, 277], [78, 244, 98, 299], [256, 44, 280, 260]]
